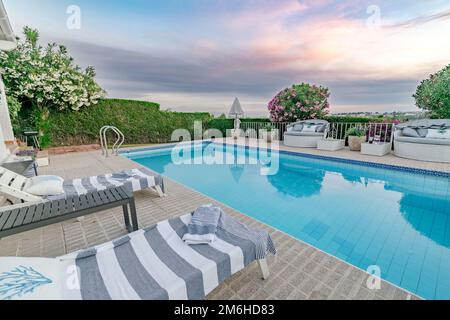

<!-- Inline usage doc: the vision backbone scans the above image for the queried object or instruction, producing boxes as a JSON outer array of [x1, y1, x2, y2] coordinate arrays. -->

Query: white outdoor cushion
[[402, 127, 420, 137], [24, 175, 65, 196], [302, 125, 319, 133], [0, 257, 72, 300], [426, 128, 450, 139], [396, 136, 450, 146]]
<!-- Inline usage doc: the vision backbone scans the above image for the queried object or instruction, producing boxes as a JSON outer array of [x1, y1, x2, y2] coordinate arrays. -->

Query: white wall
[[0, 76, 12, 163], [0, 121, 9, 162], [0, 75, 14, 142]]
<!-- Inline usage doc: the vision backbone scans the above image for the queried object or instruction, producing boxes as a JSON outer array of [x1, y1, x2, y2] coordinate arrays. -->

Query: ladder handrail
[[111, 127, 125, 155], [115, 127, 125, 154], [99, 126, 110, 156], [103, 126, 111, 157], [100, 126, 125, 157]]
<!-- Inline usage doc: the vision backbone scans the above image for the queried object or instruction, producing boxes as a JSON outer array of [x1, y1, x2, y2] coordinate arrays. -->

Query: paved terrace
[[0, 139, 438, 300]]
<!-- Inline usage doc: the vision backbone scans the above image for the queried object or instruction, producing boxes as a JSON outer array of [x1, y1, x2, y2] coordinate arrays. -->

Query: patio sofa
[[394, 119, 450, 163], [284, 120, 329, 148]]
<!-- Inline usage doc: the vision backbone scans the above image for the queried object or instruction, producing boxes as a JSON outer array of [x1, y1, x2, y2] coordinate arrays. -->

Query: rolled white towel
[[182, 204, 222, 245]]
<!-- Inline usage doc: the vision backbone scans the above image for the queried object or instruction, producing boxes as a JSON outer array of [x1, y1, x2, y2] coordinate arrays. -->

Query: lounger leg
[[258, 259, 270, 280], [154, 186, 165, 198], [122, 204, 132, 233], [129, 197, 139, 231]]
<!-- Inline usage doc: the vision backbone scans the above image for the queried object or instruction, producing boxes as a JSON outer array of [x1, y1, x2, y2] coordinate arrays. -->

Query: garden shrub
[[17, 96, 396, 147], [0, 27, 104, 112], [205, 119, 234, 136], [268, 83, 330, 122], [323, 116, 387, 123], [46, 99, 211, 146], [413, 65, 450, 119], [0, 27, 105, 147]]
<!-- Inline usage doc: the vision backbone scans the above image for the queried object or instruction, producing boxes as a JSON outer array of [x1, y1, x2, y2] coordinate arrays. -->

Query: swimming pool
[[124, 142, 450, 299]]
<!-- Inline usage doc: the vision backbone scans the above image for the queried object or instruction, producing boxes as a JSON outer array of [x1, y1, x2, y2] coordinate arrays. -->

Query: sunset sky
[[4, 0, 450, 116]]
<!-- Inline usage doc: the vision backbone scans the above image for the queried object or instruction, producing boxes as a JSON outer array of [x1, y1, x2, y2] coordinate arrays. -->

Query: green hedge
[[47, 99, 211, 146], [323, 116, 388, 123], [204, 116, 387, 136], [205, 119, 234, 136], [241, 118, 271, 123], [205, 118, 275, 136], [41, 98, 392, 147]]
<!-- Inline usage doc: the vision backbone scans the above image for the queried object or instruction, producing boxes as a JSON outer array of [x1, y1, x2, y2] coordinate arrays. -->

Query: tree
[[268, 83, 330, 122], [413, 65, 450, 119], [0, 27, 105, 146], [0, 27, 105, 112]]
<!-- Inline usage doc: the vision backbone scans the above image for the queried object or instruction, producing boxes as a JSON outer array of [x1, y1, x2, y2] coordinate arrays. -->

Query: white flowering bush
[[0, 27, 105, 147], [0, 27, 105, 112]]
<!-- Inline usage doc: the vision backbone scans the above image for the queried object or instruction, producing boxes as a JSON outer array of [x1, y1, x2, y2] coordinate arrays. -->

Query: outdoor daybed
[[284, 120, 329, 148], [0, 208, 276, 300], [394, 119, 450, 163]]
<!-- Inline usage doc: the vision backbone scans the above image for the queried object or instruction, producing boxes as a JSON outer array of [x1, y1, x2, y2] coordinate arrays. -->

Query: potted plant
[[261, 124, 276, 143], [345, 127, 366, 151]]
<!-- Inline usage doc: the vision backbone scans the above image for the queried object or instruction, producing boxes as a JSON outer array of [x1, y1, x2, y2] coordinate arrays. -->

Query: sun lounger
[[0, 166, 165, 205], [0, 186, 138, 239], [0, 211, 276, 300]]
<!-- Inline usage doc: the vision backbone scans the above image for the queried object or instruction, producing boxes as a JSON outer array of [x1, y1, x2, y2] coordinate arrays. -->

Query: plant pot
[[231, 129, 240, 139], [348, 136, 365, 151], [261, 131, 276, 143]]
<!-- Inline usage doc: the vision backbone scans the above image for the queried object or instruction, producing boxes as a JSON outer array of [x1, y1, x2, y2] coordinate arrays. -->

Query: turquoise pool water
[[124, 142, 450, 299]]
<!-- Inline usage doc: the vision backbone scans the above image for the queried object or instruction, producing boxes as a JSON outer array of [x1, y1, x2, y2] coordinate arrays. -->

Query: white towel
[[182, 204, 222, 245]]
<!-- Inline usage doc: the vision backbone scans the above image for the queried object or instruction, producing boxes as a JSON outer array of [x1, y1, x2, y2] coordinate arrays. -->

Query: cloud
[[8, 0, 449, 114], [237, 5, 450, 80], [59, 37, 422, 115], [385, 9, 450, 29]]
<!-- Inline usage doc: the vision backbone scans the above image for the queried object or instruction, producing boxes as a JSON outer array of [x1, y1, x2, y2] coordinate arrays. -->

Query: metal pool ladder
[[100, 126, 125, 157]]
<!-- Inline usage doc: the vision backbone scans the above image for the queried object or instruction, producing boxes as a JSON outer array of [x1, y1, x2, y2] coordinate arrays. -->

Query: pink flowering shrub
[[268, 83, 330, 122]]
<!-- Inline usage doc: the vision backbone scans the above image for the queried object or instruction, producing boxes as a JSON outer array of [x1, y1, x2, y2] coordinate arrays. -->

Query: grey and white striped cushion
[[47, 168, 164, 200], [59, 213, 276, 300]]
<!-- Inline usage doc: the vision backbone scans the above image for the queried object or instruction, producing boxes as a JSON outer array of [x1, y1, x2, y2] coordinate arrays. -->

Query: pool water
[[125, 142, 450, 299]]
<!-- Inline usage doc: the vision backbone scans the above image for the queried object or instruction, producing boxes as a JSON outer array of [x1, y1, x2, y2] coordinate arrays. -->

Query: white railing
[[240, 122, 291, 140], [239, 121, 394, 143], [327, 122, 394, 143]]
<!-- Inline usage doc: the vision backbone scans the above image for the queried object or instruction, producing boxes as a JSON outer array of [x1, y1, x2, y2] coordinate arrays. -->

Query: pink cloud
[[226, 0, 309, 29], [225, 9, 450, 82]]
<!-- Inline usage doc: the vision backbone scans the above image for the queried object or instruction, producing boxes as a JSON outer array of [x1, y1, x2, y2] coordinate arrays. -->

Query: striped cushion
[[0, 213, 275, 300], [62, 214, 270, 299], [47, 168, 164, 200]]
